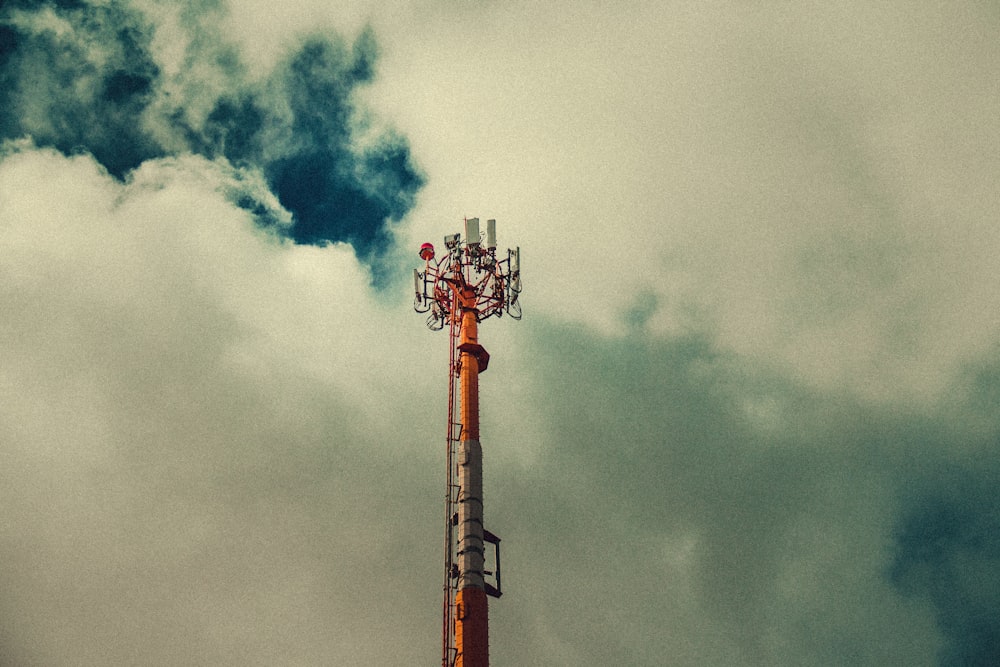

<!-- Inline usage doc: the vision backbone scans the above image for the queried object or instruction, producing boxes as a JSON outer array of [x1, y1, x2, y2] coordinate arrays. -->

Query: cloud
[[0, 143, 444, 665], [892, 474, 1000, 666], [889, 360, 1000, 666], [0, 0, 423, 266], [1, 0, 163, 176], [374, 0, 1000, 401], [485, 319, 947, 665]]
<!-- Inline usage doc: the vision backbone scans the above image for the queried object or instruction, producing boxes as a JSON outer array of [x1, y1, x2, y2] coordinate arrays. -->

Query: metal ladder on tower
[[442, 312, 461, 667]]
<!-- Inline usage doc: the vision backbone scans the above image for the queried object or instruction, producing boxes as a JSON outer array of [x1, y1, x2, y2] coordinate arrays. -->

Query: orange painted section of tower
[[455, 587, 489, 667], [458, 305, 481, 440]]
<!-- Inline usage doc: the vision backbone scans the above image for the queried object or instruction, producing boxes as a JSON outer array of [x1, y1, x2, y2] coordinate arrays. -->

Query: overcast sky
[[2, 1, 1000, 665]]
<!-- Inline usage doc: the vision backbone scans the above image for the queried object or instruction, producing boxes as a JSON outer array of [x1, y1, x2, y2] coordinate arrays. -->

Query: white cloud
[[0, 145, 443, 664]]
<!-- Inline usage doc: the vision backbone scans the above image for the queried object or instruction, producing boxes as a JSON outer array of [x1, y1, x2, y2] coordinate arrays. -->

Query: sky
[[1, 1, 999, 665]]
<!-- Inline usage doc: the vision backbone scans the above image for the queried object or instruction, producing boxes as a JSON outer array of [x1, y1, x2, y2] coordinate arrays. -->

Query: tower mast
[[414, 218, 521, 666]]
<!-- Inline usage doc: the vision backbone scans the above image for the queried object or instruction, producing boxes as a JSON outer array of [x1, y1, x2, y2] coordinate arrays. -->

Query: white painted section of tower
[[457, 438, 485, 591]]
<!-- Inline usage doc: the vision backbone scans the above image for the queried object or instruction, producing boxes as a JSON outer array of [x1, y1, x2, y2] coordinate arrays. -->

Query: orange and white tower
[[414, 218, 521, 667]]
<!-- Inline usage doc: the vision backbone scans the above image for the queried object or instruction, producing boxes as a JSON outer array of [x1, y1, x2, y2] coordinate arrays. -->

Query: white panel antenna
[[465, 218, 480, 246], [486, 219, 496, 249]]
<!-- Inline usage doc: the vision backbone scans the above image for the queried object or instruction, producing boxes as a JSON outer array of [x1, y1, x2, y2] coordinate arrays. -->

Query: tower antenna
[[414, 218, 521, 666]]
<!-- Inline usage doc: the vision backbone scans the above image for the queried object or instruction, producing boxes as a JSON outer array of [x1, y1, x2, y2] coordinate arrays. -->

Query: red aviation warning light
[[414, 218, 521, 667]]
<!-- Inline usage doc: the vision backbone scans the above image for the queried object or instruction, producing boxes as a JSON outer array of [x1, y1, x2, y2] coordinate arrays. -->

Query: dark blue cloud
[[888, 358, 1000, 666], [0, 2, 164, 176], [890, 431, 1000, 667], [210, 35, 423, 254], [0, 2, 423, 267]]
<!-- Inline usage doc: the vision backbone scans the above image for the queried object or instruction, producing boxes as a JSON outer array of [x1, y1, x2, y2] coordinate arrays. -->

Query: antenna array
[[414, 217, 521, 331]]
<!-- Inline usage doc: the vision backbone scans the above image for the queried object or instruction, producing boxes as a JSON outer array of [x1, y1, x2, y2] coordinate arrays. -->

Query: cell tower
[[414, 218, 521, 667]]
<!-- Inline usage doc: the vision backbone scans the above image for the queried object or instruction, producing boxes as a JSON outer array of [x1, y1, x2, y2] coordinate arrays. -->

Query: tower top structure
[[414, 217, 521, 331], [414, 218, 521, 667]]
